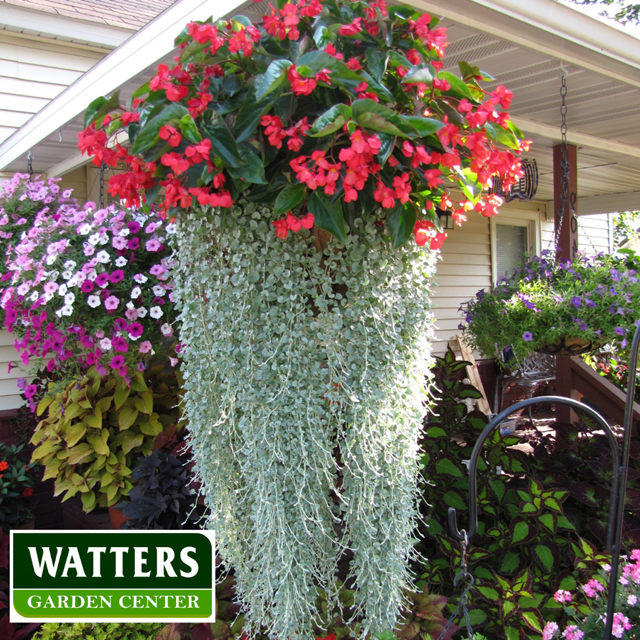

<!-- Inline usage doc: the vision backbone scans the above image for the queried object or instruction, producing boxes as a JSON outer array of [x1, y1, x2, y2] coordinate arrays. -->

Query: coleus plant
[[78, 0, 528, 248]]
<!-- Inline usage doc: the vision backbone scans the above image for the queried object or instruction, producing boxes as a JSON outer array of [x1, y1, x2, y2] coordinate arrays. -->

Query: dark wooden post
[[553, 143, 579, 421]]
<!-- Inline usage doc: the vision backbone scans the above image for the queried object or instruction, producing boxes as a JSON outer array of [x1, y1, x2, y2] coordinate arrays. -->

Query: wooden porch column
[[553, 143, 579, 422]]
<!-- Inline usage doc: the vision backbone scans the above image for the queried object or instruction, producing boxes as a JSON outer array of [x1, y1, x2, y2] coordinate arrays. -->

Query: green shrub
[[34, 622, 163, 640], [418, 348, 616, 640]]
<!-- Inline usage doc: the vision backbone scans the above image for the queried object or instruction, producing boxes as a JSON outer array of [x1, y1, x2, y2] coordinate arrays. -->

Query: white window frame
[[490, 211, 541, 285]]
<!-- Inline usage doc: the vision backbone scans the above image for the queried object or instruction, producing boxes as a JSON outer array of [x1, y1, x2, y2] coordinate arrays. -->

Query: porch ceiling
[[1, 0, 640, 215]]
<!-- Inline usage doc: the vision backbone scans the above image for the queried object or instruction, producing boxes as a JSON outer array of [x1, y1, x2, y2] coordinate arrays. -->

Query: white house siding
[[0, 32, 106, 144], [0, 329, 27, 410], [432, 210, 493, 357], [540, 213, 612, 258]]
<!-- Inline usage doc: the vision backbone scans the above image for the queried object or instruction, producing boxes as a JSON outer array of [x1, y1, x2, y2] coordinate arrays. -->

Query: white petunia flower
[[165, 223, 176, 234], [131, 286, 142, 299], [150, 306, 163, 319], [44, 292, 54, 302], [58, 284, 67, 296], [99, 234, 109, 245], [126, 301, 135, 310], [87, 295, 101, 308], [118, 228, 130, 237], [63, 260, 76, 270], [115, 256, 128, 267], [79, 224, 92, 235], [29, 291, 40, 302], [161, 323, 173, 336], [96, 251, 110, 264], [46, 255, 56, 265], [88, 233, 101, 245], [17, 283, 30, 296], [133, 274, 148, 284], [64, 292, 75, 305], [60, 305, 73, 317], [152, 285, 165, 296], [67, 274, 80, 288], [62, 270, 72, 280], [137, 307, 148, 318], [99, 338, 112, 350]]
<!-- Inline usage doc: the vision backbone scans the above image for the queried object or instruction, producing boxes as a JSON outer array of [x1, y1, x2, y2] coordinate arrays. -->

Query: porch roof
[[1, 0, 639, 215]]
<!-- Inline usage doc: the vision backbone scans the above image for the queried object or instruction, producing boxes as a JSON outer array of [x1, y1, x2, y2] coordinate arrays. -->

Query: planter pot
[[536, 336, 604, 356], [108, 506, 132, 530]]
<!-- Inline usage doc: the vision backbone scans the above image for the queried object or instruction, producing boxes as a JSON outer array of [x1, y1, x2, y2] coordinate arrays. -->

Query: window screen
[[496, 224, 527, 279]]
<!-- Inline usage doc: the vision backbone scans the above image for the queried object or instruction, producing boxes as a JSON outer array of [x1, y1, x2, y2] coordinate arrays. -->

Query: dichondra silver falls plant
[[172, 203, 438, 639]]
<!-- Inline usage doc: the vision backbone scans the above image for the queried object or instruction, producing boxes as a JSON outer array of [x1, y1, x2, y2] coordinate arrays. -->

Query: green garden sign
[[10, 530, 215, 622]]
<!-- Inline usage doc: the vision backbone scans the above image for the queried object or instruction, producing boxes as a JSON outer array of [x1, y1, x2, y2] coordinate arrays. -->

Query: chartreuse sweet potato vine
[[30, 363, 183, 511], [79, 0, 526, 249], [172, 203, 437, 639]]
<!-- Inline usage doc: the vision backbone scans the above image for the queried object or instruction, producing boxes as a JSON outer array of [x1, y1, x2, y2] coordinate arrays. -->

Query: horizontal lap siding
[[0, 33, 104, 144], [541, 213, 611, 257], [0, 330, 26, 410], [431, 213, 491, 357]]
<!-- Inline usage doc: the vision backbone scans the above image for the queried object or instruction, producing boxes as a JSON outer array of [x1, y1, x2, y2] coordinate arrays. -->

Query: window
[[490, 213, 540, 284]]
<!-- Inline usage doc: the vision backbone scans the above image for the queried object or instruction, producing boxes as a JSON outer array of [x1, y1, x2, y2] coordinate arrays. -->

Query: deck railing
[[555, 356, 640, 430]]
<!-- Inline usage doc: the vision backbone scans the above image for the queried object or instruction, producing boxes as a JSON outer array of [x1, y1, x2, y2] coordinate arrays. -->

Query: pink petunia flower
[[104, 295, 119, 311], [139, 341, 153, 354]]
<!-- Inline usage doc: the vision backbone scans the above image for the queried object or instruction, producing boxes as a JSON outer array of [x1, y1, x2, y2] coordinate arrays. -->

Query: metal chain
[[99, 161, 107, 209], [437, 532, 476, 640], [553, 75, 577, 258], [27, 151, 33, 176]]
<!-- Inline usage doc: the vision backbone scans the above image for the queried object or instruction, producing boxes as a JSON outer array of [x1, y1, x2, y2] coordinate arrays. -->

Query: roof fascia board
[[403, 0, 640, 89], [511, 117, 640, 159], [0, 0, 245, 172], [546, 191, 640, 216], [0, 4, 133, 49]]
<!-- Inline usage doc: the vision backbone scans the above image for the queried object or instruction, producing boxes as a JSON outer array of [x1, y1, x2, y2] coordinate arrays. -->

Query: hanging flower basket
[[77, 0, 528, 636], [461, 251, 640, 366], [536, 336, 606, 357]]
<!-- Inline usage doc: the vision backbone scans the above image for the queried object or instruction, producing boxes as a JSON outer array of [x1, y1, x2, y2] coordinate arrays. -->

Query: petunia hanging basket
[[461, 251, 640, 366]]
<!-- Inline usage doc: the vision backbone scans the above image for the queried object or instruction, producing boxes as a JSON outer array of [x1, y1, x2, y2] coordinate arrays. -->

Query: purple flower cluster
[[0, 181, 177, 382]]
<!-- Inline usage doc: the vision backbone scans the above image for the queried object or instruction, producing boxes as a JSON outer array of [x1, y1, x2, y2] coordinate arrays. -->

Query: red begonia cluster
[[77, 0, 529, 251]]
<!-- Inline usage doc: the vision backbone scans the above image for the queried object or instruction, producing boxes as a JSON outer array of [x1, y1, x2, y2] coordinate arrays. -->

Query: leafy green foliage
[[417, 348, 627, 640], [0, 442, 38, 530], [34, 623, 163, 640], [30, 362, 183, 511]]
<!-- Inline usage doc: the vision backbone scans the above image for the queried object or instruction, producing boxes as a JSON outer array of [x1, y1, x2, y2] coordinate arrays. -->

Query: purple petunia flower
[[111, 336, 128, 353], [109, 269, 125, 284], [127, 237, 140, 250], [109, 355, 125, 370], [128, 322, 144, 338], [95, 273, 109, 288], [81, 280, 94, 293], [572, 296, 581, 309], [616, 326, 625, 336], [128, 221, 141, 234], [523, 332, 533, 342]]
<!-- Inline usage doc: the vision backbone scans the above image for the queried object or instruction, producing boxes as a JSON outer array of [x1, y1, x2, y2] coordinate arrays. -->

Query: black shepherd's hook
[[603, 322, 640, 639], [447, 396, 620, 551]]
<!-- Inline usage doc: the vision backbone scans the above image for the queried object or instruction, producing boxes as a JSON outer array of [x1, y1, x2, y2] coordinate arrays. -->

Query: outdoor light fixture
[[437, 208, 455, 230], [489, 158, 538, 202]]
